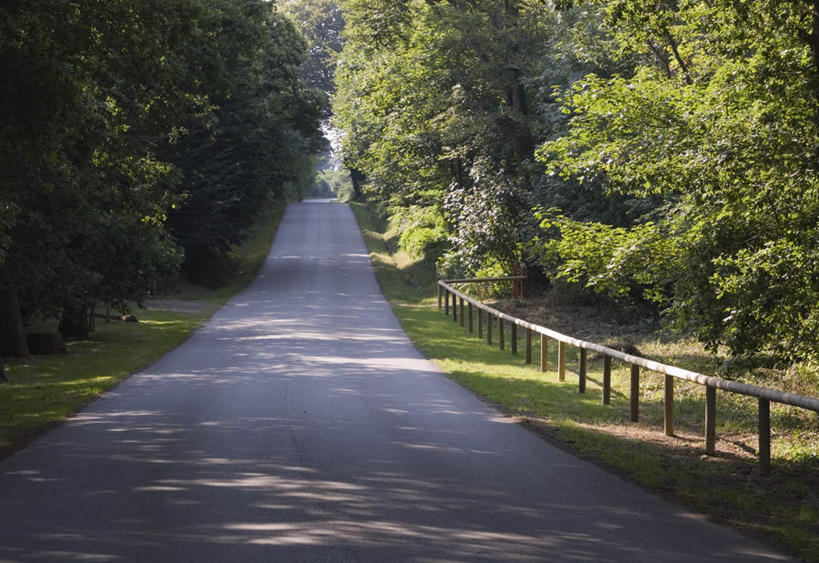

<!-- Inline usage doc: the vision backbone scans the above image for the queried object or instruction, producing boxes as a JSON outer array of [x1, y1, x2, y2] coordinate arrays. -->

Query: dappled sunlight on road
[[0, 380, 789, 561]]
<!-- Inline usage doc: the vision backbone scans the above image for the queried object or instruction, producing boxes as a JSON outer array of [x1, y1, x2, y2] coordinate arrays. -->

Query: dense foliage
[[334, 0, 548, 268], [539, 0, 819, 362], [164, 2, 324, 282], [279, 0, 345, 100], [0, 0, 323, 355], [333, 0, 819, 364]]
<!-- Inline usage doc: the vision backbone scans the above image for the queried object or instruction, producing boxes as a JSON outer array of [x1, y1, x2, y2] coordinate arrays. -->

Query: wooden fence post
[[758, 399, 771, 475], [705, 386, 716, 455], [511, 323, 517, 354], [579, 348, 587, 394], [487, 314, 493, 346], [525, 329, 532, 364], [602, 356, 612, 405], [431, 280, 814, 476], [540, 336, 548, 373], [558, 341, 566, 382], [664, 374, 674, 436]]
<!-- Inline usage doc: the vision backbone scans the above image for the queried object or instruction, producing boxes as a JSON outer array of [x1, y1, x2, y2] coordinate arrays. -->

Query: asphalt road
[[0, 201, 792, 562]]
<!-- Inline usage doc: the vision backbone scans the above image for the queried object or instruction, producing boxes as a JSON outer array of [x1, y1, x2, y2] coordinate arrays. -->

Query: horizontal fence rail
[[438, 276, 527, 284], [437, 279, 819, 475]]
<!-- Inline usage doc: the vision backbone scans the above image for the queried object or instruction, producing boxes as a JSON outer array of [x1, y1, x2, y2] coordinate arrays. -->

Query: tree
[[1, 0, 195, 350], [166, 2, 324, 281], [331, 0, 819, 363], [334, 0, 561, 270], [535, 1, 819, 362], [0, 0, 323, 352], [279, 0, 345, 99]]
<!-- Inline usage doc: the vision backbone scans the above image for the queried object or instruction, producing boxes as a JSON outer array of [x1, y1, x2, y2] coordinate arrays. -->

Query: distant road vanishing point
[[0, 200, 792, 562]]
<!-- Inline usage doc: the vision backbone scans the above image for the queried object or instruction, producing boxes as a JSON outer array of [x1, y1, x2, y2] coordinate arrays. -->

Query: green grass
[[1, 310, 206, 451], [350, 201, 819, 562], [1, 202, 286, 457], [170, 202, 287, 304], [351, 201, 436, 303]]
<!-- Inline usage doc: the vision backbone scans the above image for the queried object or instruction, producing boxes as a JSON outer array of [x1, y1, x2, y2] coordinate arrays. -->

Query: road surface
[[0, 201, 791, 561]]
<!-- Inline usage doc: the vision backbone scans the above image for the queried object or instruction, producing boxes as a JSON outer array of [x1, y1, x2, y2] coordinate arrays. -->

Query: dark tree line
[[0, 0, 324, 357]]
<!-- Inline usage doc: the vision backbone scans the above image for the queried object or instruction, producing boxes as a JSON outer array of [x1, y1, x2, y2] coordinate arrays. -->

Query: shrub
[[389, 205, 448, 259]]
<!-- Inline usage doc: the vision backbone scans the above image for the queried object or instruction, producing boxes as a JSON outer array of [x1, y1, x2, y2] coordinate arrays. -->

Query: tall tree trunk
[[662, 28, 691, 84], [497, 1, 534, 168], [506, 75, 535, 165], [59, 305, 90, 340], [349, 167, 366, 201], [0, 288, 29, 358]]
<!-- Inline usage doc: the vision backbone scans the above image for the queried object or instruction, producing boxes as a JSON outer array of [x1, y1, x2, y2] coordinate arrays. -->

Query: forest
[[332, 0, 819, 371], [0, 0, 324, 357]]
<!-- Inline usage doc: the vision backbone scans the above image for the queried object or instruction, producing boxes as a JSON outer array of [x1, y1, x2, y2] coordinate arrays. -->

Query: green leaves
[[534, 0, 819, 362], [0, 0, 323, 323], [334, 0, 559, 270], [339, 0, 411, 50], [280, 0, 345, 99], [530, 209, 675, 304], [389, 205, 447, 259], [168, 3, 324, 271], [712, 237, 819, 360], [332, 0, 819, 363]]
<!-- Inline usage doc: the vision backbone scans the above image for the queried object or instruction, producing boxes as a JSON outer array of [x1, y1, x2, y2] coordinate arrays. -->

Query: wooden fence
[[437, 278, 819, 475]]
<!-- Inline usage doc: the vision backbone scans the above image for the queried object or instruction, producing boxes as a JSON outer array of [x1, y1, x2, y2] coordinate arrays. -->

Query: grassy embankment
[[0, 203, 286, 459], [350, 201, 819, 562]]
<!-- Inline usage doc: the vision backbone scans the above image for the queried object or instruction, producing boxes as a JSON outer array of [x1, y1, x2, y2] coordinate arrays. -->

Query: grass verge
[[0, 202, 286, 459], [350, 201, 819, 562]]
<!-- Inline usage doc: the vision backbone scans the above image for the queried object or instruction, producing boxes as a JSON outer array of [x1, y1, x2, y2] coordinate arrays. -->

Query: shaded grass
[[351, 201, 436, 303], [1, 202, 285, 458], [169, 203, 286, 304], [1, 310, 205, 453], [351, 201, 819, 562]]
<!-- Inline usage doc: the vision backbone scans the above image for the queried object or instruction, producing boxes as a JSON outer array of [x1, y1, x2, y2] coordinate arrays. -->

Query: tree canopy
[[4, 0, 818, 365], [0, 0, 324, 356], [333, 0, 819, 364]]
